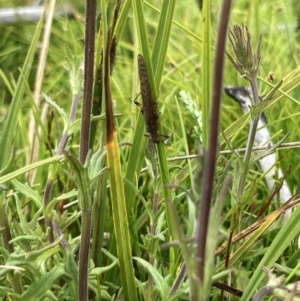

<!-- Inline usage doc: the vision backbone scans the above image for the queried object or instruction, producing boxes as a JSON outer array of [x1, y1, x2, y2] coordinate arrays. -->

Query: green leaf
[[133, 257, 170, 298], [21, 264, 66, 301], [0, 155, 64, 185]]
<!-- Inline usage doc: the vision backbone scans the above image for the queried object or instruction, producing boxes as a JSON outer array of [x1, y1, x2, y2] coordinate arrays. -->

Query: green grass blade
[[132, 0, 178, 246], [104, 22, 138, 300], [0, 155, 64, 184], [123, 0, 148, 210], [106, 133, 138, 301], [241, 205, 300, 301], [115, 0, 132, 44], [151, 0, 177, 217], [0, 9, 45, 170], [151, 0, 176, 85]]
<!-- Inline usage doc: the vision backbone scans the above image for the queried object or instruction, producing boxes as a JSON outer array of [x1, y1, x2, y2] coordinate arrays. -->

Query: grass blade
[[241, 205, 300, 301], [104, 27, 138, 301], [0, 7, 45, 170]]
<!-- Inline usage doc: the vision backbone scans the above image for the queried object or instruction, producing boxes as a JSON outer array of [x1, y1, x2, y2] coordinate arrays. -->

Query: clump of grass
[[0, 0, 300, 300]]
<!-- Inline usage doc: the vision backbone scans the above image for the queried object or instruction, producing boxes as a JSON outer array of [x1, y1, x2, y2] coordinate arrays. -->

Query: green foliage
[[0, 0, 300, 300]]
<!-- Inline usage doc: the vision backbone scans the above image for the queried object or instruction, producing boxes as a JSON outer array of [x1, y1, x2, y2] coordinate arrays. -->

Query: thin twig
[[166, 141, 300, 162]]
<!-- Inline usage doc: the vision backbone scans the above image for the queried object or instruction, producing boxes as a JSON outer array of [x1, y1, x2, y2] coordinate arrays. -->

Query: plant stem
[[196, 0, 232, 287], [236, 72, 261, 199], [80, 0, 96, 165]]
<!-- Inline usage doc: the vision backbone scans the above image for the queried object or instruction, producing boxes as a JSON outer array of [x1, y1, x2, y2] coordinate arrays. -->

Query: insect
[[135, 54, 160, 143]]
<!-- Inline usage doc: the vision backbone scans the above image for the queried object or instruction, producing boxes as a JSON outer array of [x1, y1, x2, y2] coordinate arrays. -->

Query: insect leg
[[133, 93, 144, 113]]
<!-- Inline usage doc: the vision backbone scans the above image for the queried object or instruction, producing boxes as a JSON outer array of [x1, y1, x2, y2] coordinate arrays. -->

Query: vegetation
[[0, 0, 300, 300]]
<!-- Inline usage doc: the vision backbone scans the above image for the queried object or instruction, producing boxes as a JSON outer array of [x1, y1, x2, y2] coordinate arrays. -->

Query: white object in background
[[224, 86, 292, 222], [0, 6, 74, 24]]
